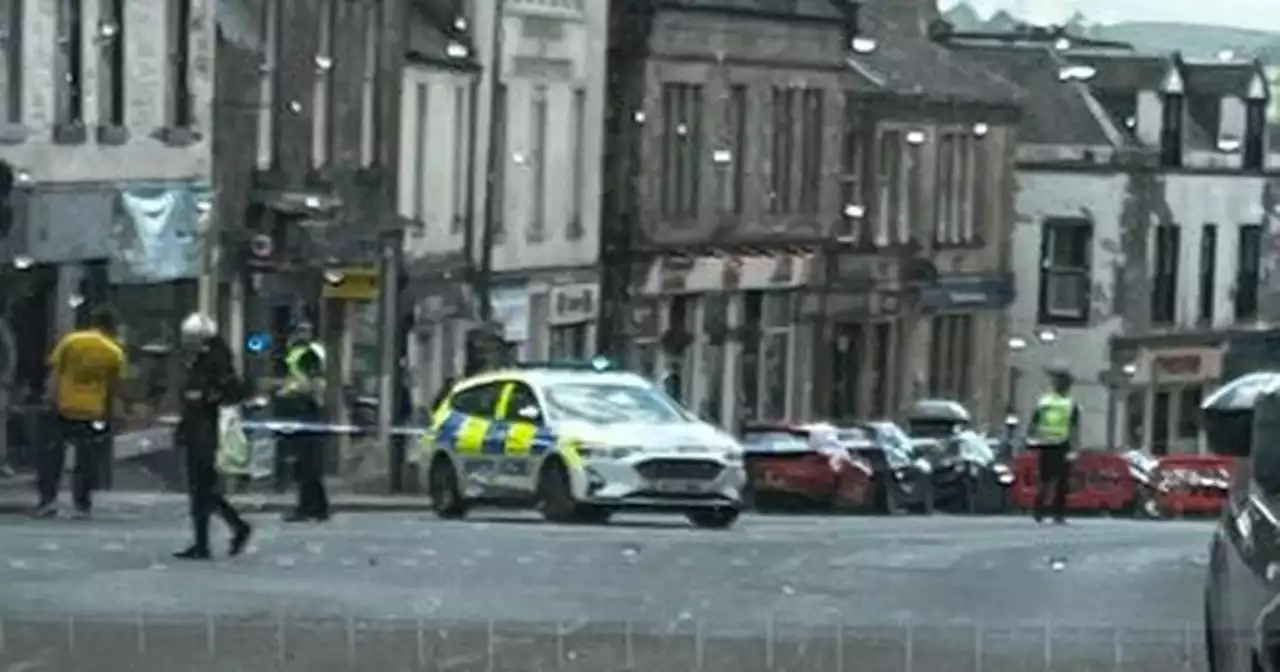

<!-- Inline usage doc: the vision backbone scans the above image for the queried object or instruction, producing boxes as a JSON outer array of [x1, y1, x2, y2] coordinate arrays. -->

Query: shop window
[[1125, 389, 1145, 450], [928, 314, 973, 400], [698, 295, 727, 423], [739, 291, 762, 421], [549, 324, 587, 359], [1152, 390, 1171, 456], [869, 321, 892, 419], [1177, 386, 1203, 440]]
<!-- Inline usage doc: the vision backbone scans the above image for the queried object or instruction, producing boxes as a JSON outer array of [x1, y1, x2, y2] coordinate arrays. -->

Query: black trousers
[[181, 416, 246, 550], [1034, 445, 1072, 521], [287, 432, 329, 518], [37, 414, 107, 511]]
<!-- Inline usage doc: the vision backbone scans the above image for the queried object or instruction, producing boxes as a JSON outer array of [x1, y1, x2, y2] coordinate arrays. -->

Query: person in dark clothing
[[277, 322, 329, 522], [1029, 367, 1080, 524], [173, 313, 252, 560]]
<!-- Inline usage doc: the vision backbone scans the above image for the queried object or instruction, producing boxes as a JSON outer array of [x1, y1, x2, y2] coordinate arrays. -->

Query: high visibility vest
[[282, 343, 325, 394], [1033, 392, 1074, 443]]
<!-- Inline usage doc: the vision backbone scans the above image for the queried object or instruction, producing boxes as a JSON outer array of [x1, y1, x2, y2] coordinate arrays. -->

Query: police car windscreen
[[544, 383, 691, 425]]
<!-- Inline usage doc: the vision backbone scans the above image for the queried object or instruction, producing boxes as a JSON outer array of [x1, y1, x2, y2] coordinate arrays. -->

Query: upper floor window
[[451, 84, 469, 235], [769, 87, 795, 213], [55, 0, 84, 129], [836, 92, 865, 242], [0, 0, 22, 125], [567, 87, 586, 238], [360, 0, 383, 167], [1236, 223, 1262, 321], [167, 0, 193, 129], [256, 0, 280, 169], [1151, 224, 1180, 326], [875, 128, 912, 245], [311, 0, 336, 168], [659, 82, 702, 218], [935, 129, 976, 246], [1038, 218, 1091, 325], [527, 85, 547, 242], [797, 88, 823, 213], [718, 84, 747, 215], [98, 0, 125, 130]]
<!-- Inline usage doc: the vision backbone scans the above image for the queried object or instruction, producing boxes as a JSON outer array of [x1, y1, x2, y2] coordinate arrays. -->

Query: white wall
[[1009, 170, 1276, 448], [1, 0, 214, 183], [398, 66, 474, 257], [459, 0, 606, 273]]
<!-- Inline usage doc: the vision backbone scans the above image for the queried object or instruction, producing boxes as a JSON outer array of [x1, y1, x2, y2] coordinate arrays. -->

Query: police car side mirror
[[515, 405, 541, 423]]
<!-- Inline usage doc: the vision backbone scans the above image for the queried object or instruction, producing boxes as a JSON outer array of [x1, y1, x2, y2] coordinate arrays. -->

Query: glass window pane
[[763, 333, 789, 419]]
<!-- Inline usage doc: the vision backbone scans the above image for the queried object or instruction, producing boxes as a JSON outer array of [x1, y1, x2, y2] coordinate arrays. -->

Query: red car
[[740, 423, 874, 511]]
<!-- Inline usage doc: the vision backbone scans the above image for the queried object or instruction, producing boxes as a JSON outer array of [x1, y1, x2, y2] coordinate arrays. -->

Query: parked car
[[839, 422, 935, 514], [1200, 371, 1280, 671], [904, 398, 973, 439], [740, 423, 874, 511], [927, 430, 1015, 514]]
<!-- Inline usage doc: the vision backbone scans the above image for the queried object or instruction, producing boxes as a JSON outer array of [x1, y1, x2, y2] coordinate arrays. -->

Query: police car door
[[445, 381, 506, 493], [492, 381, 545, 493]]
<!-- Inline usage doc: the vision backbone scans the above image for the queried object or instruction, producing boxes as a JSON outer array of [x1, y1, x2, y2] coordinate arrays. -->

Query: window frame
[[527, 84, 548, 242], [498, 381, 543, 423], [448, 380, 505, 418], [166, 0, 192, 130], [1037, 218, 1093, 326], [0, 0, 21, 125], [97, 0, 125, 130], [55, 0, 85, 129]]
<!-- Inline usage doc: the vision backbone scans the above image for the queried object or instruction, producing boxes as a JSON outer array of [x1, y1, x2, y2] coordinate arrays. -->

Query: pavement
[[0, 500, 1215, 671]]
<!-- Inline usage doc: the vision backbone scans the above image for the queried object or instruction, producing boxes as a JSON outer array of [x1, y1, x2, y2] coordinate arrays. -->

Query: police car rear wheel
[[429, 457, 468, 519], [687, 508, 739, 530]]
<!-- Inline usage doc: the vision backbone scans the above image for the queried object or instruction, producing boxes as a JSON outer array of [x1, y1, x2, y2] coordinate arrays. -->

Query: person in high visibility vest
[[276, 321, 329, 522], [1029, 367, 1079, 524]]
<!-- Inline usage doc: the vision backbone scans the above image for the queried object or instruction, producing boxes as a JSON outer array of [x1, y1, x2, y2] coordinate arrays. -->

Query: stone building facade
[[601, 0, 1023, 429]]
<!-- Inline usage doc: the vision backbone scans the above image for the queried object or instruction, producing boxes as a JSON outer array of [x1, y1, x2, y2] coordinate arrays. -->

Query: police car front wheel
[[687, 508, 739, 530], [429, 456, 468, 519]]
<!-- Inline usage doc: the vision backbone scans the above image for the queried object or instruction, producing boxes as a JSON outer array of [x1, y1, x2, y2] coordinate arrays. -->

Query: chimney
[[1159, 56, 1185, 168], [1244, 68, 1269, 171]]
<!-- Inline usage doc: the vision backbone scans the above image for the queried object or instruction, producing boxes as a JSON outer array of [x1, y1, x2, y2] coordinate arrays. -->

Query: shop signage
[[918, 275, 1014, 312], [490, 285, 530, 341], [549, 283, 597, 325]]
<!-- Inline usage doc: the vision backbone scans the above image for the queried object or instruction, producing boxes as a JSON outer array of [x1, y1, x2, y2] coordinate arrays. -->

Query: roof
[[1062, 51, 1169, 92], [1182, 61, 1265, 99], [846, 4, 1025, 105], [950, 43, 1112, 145], [405, 0, 479, 71], [659, 0, 846, 21]]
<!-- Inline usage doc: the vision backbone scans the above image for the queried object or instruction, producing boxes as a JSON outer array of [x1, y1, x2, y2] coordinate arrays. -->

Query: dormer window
[[1244, 71, 1268, 171], [1159, 65, 1185, 168]]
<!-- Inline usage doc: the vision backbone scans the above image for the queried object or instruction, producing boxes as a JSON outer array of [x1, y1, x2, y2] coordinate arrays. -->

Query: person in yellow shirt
[[34, 308, 126, 518]]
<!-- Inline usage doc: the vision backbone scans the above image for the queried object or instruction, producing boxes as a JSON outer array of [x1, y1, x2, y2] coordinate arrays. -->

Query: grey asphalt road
[[0, 507, 1213, 671]]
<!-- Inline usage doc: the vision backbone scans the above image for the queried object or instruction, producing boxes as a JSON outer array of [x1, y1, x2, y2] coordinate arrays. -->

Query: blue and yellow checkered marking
[[423, 410, 561, 459]]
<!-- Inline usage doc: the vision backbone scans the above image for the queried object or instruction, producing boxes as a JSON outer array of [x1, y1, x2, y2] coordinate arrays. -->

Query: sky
[[937, 0, 1280, 32]]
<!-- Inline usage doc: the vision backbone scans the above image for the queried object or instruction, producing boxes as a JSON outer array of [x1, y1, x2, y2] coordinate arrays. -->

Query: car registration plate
[[653, 479, 707, 494]]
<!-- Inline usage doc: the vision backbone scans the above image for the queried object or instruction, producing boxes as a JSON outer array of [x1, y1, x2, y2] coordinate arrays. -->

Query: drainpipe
[[474, 0, 506, 326]]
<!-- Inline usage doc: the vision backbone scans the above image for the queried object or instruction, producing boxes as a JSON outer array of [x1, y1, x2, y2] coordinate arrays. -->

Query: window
[[798, 88, 823, 213], [1151, 224, 1179, 325], [665, 295, 693, 402], [1236, 223, 1262, 321], [1186, 95, 1221, 146], [875, 128, 904, 246], [56, 0, 84, 127], [311, 0, 336, 168], [549, 324, 588, 359], [451, 84, 468, 234], [256, 0, 280, 169], [413, 83, 428, 225], [660, 82, 702, 217], [739, 291, 762, 421], [568, 88, 585, 236], [1159, 92, 1183, 168], [1199, 223, 1217, 325], [1244, 97, 1267, 171], [831, 322, 863, 419], [837, 93, 864, 241], [869, 321, 892, 419], [449, 382, 503, 417], [502, 383, 541, 422], [928, 314, 972, 400], [935, 130, 975, 245], [1125, 389, 1144, 450], [167, 0, 192, 128], [0, 0, 19, 124], [1152, 390, 1171, 456], [528, 85, 547, 241], [723, 84, 747, 214], [1038, 218, 1092, 324], [1177, 386, 1203, 440], [492, 82, 508, 239], [769, 87, 795, 213], [98, 0, 124, 128], [359, 0, 382, 167]]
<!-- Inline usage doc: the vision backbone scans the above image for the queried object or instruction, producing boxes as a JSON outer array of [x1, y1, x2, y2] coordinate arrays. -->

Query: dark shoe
[[1053, 518, 1068, 525], [30, 504, 57, 519], [229, 524, 252, 557], [173, 545, 212, 560]]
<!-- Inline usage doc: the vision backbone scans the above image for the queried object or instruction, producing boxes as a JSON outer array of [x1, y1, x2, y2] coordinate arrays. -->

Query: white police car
[[413, 358, 747, 528]]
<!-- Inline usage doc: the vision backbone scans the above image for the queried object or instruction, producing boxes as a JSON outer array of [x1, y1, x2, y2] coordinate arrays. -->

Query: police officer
[[276, 321, 329, 522], [1029, 367, 1079, 524]]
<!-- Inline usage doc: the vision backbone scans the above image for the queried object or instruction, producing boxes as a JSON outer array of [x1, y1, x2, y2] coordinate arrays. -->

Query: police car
[[412, 358, 747, 528]]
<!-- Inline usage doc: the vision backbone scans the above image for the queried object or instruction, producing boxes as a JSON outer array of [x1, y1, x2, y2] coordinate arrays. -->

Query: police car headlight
[[578, 444, 640, 460], [723, 447, 744, 464]]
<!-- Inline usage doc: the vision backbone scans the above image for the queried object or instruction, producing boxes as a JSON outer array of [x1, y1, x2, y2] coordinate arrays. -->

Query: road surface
[[0, 505, 1213, 671]]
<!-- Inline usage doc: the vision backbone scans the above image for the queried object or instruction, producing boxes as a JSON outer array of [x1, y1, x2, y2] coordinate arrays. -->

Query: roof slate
[[846, 5, 1025, 105], [949, 43, 1111, 145]]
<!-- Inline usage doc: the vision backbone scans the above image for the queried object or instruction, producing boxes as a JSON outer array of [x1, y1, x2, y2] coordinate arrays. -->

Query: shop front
[[1112, 342, 1225, 455]]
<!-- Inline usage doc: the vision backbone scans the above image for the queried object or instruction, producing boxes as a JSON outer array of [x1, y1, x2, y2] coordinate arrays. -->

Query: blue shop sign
[[919, 275, 1014, 312]]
